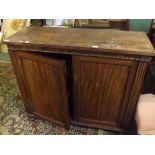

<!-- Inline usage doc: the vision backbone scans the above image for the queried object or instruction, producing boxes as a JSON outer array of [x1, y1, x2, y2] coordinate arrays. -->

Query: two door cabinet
[[4, 27, 155, 133]]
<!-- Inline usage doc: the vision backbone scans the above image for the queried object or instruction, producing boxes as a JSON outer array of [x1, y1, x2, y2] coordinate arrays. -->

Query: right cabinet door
[[73, 55, 138, 132]]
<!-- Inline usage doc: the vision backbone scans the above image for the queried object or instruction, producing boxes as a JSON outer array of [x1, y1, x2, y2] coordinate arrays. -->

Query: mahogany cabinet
[[4, 27, 155, 133]]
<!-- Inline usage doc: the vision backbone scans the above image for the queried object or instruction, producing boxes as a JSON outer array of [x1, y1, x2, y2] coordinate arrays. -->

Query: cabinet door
[[10, 51, 69, 129], [73, 55, 138, 132]]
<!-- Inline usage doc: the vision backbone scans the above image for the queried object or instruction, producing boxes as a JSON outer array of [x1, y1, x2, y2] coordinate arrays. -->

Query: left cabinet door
[[9, 51, 69, 129]]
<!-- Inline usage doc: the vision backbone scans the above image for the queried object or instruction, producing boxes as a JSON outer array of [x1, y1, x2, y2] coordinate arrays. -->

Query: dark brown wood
[[73, 55, 139, 132], [121, 61, 148, 129], [9, 50, 69, 129], [30, 19, 43, 26], [4, 27, 155, 133], [4, 27, 155, 56]]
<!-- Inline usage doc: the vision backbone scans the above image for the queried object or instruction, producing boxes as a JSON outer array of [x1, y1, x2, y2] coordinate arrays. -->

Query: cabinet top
[[4, 26, 155, 56]]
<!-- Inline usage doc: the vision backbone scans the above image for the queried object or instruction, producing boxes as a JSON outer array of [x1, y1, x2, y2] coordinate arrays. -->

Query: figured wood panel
[[73, 55, 138, 131], [12, 51, 69, 129]]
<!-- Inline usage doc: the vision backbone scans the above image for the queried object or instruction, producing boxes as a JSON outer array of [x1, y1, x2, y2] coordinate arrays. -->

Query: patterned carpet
[[0, 53, 118, 135]]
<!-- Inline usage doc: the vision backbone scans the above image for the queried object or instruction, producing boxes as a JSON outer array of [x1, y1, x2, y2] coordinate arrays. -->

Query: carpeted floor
[[0, 53, 118, 135]]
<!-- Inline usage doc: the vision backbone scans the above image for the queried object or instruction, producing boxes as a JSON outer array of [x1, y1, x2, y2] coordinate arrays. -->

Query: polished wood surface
[[4, 27, 154, 133], [4, 27, 155, 56], [9, 51, 69, 129]]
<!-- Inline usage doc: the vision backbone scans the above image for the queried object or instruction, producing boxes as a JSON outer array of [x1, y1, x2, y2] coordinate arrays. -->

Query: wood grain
[[4, 27, 155, 56], [11, 51, 69, 129], [122, 61, 148, 128], [73, 55, 138, 132]]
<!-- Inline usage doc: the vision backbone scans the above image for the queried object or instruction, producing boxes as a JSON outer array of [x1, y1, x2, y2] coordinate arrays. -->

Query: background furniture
[[4, 27, 154, 133], [30, 19, 44, 26], [44, 19, 75, 27], [74, 19, 129, 30], [135, 94, 155, 134]]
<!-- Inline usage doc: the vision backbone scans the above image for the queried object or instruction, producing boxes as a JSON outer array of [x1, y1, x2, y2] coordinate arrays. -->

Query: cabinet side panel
[[122, 61, 149, 128]]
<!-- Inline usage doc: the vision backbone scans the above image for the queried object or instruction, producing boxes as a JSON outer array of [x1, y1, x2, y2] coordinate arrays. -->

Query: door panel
[[73, 55, 138, 131], [13, 51, 69, 129]]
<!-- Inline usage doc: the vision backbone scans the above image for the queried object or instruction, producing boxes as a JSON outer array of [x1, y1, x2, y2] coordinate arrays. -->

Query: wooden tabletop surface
[[4, 26, 155, 56]]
